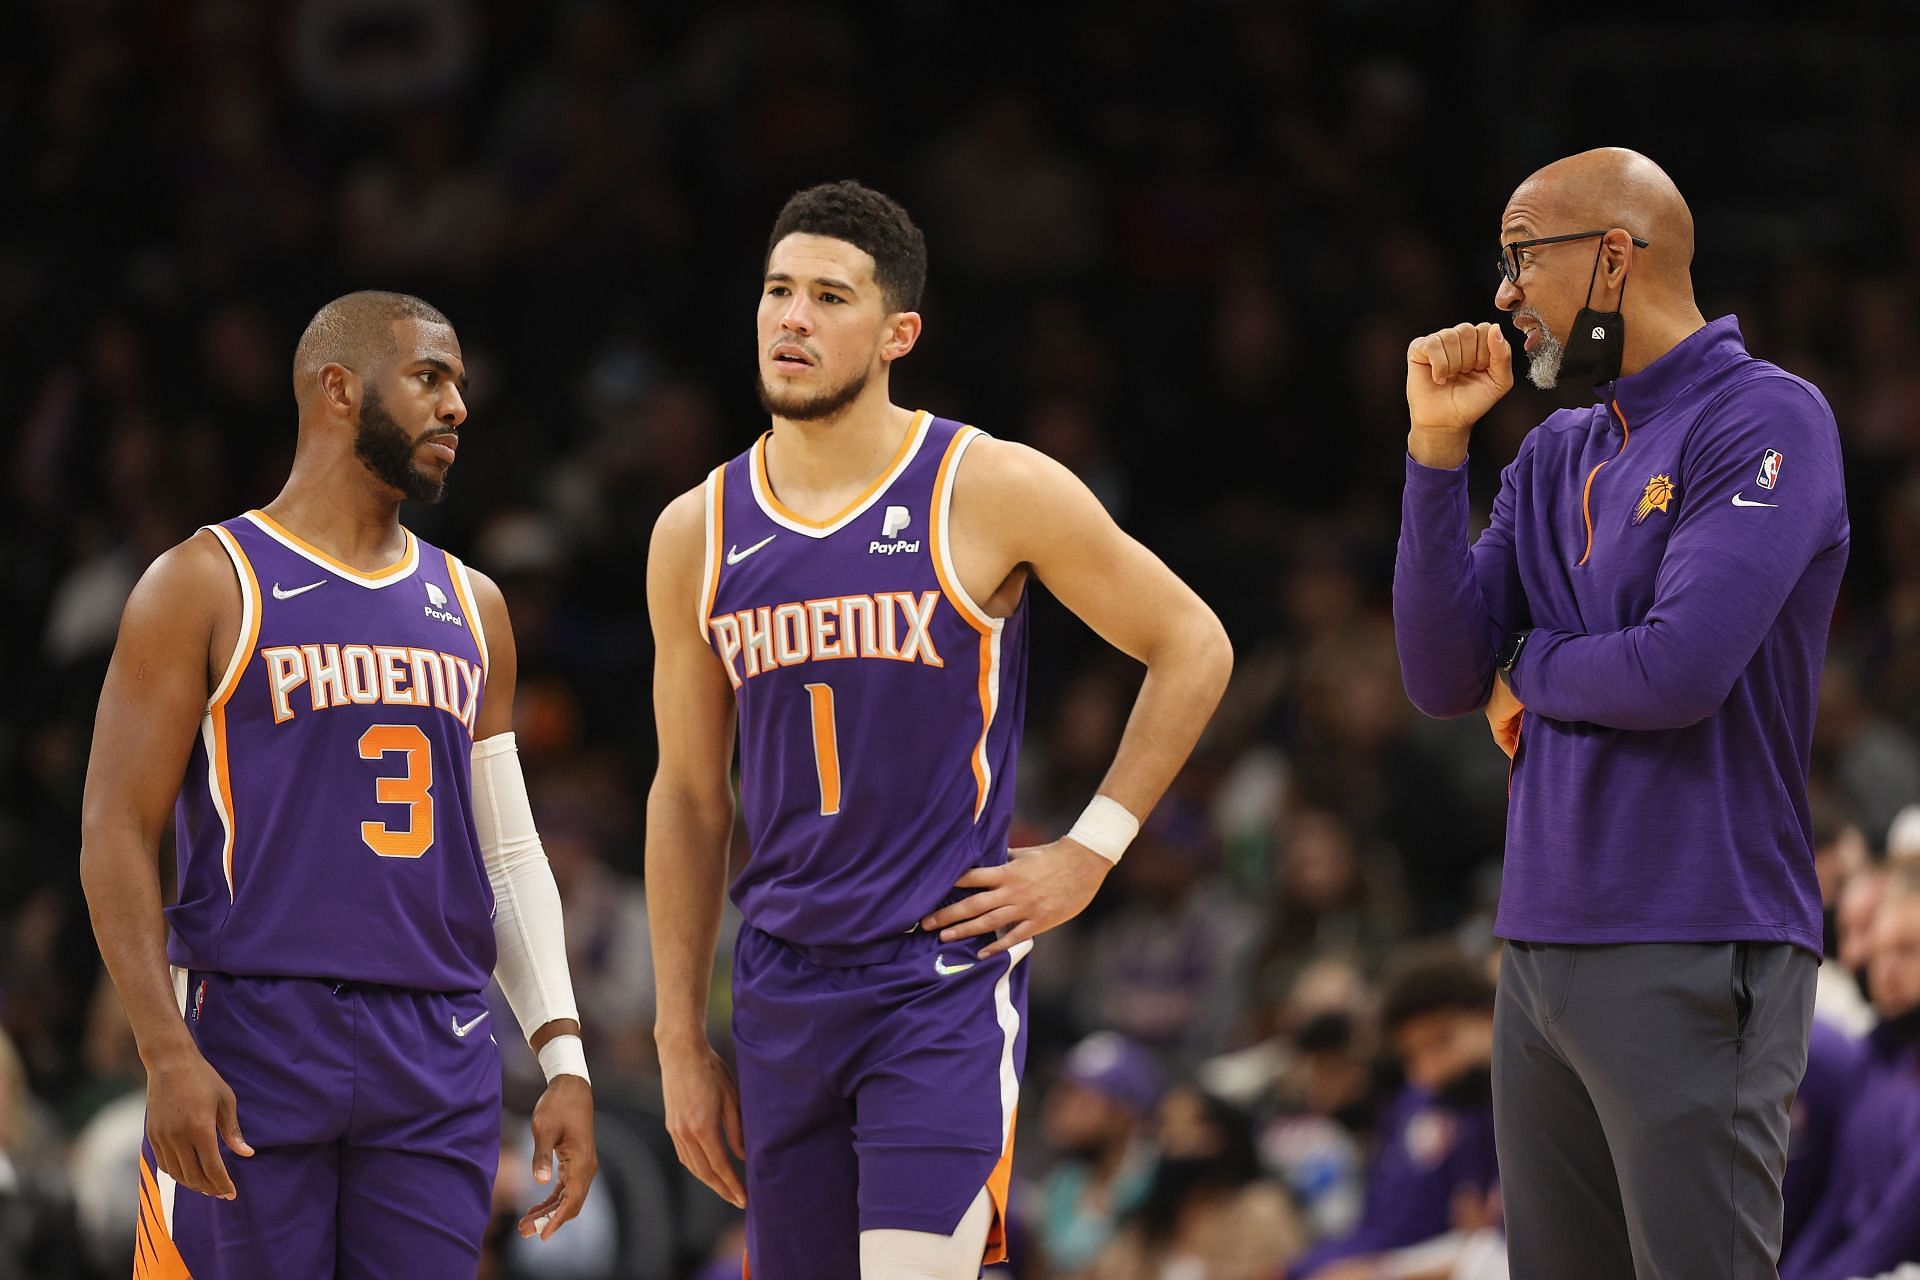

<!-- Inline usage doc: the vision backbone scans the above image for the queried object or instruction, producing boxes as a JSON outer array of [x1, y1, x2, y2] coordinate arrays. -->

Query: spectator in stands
[[1092, 1084, 1302, 1280], [1781, 874, 1920, 1280], [1287, 949, 1499, 1280], [1032, 1033, 1164, 1277]]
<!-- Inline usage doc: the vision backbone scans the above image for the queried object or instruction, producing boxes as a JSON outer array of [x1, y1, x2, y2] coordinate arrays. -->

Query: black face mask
[[1553, 241, 1628, 409]]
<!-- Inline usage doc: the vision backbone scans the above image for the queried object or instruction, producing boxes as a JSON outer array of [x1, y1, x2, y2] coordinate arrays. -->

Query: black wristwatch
[[1495, 629, 1530, 674]]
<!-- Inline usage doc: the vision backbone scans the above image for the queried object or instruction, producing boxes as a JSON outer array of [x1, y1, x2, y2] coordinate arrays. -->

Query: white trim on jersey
[[747, 409, 933, 538], [447, 553, 490, 673], [698, 466, 723, 637], [162, 966, 188, 1233], [932, 428, 999, 632], [993, 939, 1031, 1189], [204, 526, 257, 713], [931, 426, 1009, 819]]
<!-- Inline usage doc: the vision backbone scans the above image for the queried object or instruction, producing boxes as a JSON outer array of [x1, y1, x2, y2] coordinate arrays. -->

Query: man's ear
[[880, 311, 923, 365], [317, 362, 360, 417]]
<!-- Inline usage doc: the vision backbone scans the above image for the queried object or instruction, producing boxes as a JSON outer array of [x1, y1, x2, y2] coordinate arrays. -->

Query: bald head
[[293, 291, 452, 400], [1509, 148, 1694, 288]]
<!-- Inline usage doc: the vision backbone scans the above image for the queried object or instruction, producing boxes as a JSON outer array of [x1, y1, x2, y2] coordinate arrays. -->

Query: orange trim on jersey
[[444, 551, 488, 675], [1576, 400, 1631, 567], [927, 427, 996, 634], [752, 412, 923, 530], [983, 1102, 1019, 1266], [247, 509, 417, 582], [928, 427, 999, 819], [210, 530, 263, 707], [136, 1153, 194, 1279], [209, 532, 261, 899], [703, 465, 727, 626]]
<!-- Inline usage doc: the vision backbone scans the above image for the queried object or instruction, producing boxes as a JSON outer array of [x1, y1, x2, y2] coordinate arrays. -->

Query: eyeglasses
[[1497, 230, 1649, 284]]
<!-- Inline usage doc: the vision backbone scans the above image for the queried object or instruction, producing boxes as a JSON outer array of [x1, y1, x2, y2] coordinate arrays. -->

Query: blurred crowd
[[3, 1, 1919, 1277]]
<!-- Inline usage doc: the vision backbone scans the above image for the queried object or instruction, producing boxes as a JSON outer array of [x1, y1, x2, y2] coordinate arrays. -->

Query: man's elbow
[[1193, 610, 1234, 705], [1400, 673, 1491, 721]]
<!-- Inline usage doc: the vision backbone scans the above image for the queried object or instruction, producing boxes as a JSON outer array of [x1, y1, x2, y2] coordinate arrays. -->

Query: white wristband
[[537, 1034, 591, 1086], [1066, 795, 1140, 865]]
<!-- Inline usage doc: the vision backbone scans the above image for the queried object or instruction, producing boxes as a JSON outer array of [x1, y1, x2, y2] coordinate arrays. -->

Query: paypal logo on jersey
[[871, 504, 920, 555], [423, 580, 466, 627]]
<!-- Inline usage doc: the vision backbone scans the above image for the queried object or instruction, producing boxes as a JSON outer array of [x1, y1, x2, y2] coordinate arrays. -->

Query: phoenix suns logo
[[1633, 474, 1676, 525]]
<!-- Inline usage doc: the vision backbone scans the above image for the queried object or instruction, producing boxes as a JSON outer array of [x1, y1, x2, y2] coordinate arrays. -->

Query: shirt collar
[[1603, 314, 1747, 427]]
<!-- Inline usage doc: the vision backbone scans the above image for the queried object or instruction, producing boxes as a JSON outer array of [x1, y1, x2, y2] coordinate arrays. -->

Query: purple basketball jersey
[[168, 511, 496, 991], [703, 413, 1030, 950]]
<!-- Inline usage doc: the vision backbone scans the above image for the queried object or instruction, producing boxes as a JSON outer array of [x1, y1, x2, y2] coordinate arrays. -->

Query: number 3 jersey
[[168, 511, 496, 992], [703, 412, 1031, 951]]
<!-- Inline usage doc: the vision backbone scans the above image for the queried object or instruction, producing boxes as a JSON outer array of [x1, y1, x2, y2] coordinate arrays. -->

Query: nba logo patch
[[1756, 449, 1783, 490], [191, 979, 207, 1021]]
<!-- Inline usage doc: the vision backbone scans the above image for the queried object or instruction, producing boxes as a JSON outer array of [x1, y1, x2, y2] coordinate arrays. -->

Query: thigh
[[152, 1133, 339, 1280], [733, 928, 861, 1280], [337, 985, 503, 1278], [155, 971, 353, 1280], [1493, 944, 1634, 1280], [335, 1143, 496, 1280], [853, 938, 1030, 1260], [1560, 942, 1814, 1280]]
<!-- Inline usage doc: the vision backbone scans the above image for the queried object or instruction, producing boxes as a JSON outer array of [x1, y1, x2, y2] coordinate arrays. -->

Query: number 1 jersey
[[703, 413, 1031, 952], [168, 511, 496, 991]]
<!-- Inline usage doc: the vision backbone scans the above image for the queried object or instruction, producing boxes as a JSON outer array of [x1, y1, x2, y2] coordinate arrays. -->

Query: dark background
[[3, 2, 1917, 1276]]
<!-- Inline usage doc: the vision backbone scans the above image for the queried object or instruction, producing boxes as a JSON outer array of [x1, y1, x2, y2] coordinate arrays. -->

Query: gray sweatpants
[[1496, 941, 1816, 1280]]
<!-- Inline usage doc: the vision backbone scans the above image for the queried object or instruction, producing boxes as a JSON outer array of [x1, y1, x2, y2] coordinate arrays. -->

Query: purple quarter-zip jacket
[[1394, 317, 1847, 952]]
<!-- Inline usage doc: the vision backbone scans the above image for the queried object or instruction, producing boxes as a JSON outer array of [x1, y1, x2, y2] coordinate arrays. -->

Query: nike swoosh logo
[[934, 955, 975, 976], [1730, 494, 1778, 508], [271, 579, 328, 599], [726, 534, 777, 565], [451, 1011, 491, 1038]]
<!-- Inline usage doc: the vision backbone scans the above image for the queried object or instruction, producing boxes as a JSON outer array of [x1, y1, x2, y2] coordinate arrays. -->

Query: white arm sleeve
[[471, 731, 581, 1041]]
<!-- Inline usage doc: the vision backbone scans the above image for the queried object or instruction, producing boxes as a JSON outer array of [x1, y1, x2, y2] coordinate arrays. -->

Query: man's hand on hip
[[922, 840, 1112, 959], [1487, 672, 1525, 759], [1406, 321, 1515, 468]]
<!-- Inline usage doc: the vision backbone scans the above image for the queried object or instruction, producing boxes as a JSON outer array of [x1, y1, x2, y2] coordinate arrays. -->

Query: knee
[[858, 1188, 993, 1280]]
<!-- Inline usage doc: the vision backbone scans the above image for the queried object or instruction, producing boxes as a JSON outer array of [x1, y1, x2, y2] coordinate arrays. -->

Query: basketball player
[[646, 181, 1234, 1278], [79, 292, 597, 1278]]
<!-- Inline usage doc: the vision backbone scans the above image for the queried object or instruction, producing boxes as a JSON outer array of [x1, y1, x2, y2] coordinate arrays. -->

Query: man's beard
[[757, 362, 871, 423], [355, 387, 449, 504], [1516, 308, 1566, 389]]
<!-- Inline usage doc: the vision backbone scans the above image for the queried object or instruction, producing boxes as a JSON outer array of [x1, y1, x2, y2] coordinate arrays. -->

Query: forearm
[[79, 830, 195, 1067], [645, 784, 734, 1049], [1393, 454, 1507, 718], [1089, 610, 1232, 819], [1507, 622, 1735, 730]]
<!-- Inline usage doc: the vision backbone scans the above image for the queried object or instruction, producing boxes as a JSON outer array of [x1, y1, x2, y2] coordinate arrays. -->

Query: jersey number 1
[[805, 683, 842, 816], [358, 724, 434, 858]]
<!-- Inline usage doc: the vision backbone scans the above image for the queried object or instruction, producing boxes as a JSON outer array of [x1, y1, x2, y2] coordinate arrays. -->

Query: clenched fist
[[1406, 322, 1514, 467]]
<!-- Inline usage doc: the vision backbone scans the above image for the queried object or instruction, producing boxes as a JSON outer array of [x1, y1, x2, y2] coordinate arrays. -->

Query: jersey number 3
[[358, 724, 434, 857]]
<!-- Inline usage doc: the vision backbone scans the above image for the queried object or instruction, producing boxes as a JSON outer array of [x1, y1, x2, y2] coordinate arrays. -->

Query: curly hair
[[767, 180, 927, 313]]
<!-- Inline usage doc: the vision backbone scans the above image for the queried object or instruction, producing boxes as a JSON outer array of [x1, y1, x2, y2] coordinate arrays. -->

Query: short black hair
[[293, 290, 452, 389], [767, 180, 927, 313], [1380, 948, 1496, 1036]]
